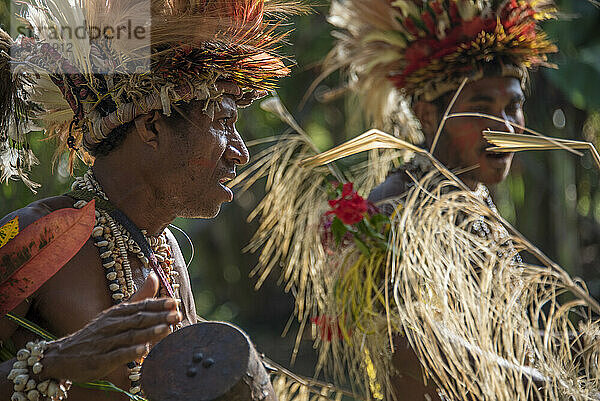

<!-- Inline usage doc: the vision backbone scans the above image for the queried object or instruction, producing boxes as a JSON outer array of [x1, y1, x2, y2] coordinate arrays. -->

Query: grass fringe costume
[[233, 0, 600, 400]]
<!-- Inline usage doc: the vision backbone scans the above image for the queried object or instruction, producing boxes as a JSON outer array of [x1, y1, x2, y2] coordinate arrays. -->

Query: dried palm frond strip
[[483, 131, 600, 170]]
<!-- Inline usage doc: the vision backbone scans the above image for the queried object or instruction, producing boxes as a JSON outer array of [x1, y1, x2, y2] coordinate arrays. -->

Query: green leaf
[[353, 235, 371, 256], [331, 217, 348, 245], [74, 381, 147, 401], [370, 213, 390, 231]]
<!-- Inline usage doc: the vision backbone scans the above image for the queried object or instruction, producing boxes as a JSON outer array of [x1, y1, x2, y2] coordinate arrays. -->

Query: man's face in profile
[[155, 94, 250, 219]]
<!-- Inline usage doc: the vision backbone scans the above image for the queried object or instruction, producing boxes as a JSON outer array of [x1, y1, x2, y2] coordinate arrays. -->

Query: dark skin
[[376, 76, 526, 400], [415, 76, 525, 189], [0, 82, 253, 400]]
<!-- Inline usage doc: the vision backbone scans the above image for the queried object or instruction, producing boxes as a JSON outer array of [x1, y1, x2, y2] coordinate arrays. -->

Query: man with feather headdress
[[323, 0, 558, 398], [236, 1, 574, 400], [0, 0, 306, 399]]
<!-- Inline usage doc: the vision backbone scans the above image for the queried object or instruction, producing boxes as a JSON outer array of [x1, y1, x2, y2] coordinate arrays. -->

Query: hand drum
[[141, 321, 276, 401]]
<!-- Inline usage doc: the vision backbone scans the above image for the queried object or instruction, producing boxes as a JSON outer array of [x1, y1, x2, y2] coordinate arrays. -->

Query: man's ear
[[412, 101, 439, 146], [133, 111, 161, 150]]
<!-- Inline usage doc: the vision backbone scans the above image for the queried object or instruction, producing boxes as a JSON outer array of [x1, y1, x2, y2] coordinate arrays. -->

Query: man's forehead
[[183, 95, 237, 114], [460, 76, 524, 101]]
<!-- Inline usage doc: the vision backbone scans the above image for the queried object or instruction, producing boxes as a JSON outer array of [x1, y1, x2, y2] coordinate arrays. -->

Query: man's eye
[[471, 104, 492, 114], [506, 102, 523, 114]]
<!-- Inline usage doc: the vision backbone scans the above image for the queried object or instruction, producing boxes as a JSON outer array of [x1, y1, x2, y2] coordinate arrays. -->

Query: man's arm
[[0, 281, 181, 399], [368, 169, 410, 205], [0, 200, 182, 399]]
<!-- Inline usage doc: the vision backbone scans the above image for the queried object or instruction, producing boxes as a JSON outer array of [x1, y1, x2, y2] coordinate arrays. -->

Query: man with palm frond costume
[[0, 0, 307, 400], [324, 0, 556, 398], [237, 0, 600, 400]]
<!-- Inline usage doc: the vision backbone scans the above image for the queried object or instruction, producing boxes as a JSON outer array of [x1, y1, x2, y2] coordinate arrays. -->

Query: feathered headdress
[[324, 0, 557, 138], [0, 0, 308, 189]]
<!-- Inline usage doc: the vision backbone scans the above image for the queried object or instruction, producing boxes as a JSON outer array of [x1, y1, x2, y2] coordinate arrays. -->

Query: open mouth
[[484, 151, 510, 159], [217, 177, 234, 202]]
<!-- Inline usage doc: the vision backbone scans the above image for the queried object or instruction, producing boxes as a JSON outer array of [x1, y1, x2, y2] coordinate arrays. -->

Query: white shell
[[47, 381, 58, 397], [25, 342, 35, 350], [26, 389, 40, 401], [128, 373, 141, 381], [103, 261, 116, 268], [36, 380, 50, 393], [92, 227, 104, 237], [109, 283, 120, 291], [14, 374, 29, 386], [25, 379, 36, 391], [12, 361, 27, 369], [8, 369, 28, 380], [11, 392, 26, 401], [29, 347, 42, 357], [95, 240, 109, 247], [106, 272, 117, 280], [14, 382, 26, 392], [27, 356, 38, 366], [130, 386, 141, 394], [112, 293, 124, 301], [58, 384, 68, 399], [73, 200, 87, 208], [32, 362, 43, 374], [16, 349, 30, 361]]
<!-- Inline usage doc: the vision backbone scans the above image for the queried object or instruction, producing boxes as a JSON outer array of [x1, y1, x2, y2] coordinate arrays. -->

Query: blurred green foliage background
[[1, 0, 600, 377]]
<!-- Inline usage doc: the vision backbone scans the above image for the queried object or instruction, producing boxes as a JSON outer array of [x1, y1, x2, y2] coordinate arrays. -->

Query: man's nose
[[489, 110, 516, 134], [224, 130, 250, 166]]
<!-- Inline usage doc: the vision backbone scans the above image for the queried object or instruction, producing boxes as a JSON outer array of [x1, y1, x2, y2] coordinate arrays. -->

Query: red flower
[[326, 183, 368, 225]]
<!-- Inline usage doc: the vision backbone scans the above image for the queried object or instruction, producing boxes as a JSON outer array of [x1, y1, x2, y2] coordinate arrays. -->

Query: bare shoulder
[[1, 195, 109, 342], [0, 195, 77, 230]]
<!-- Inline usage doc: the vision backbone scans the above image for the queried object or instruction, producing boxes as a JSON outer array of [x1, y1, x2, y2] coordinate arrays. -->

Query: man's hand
[[38, 273, 182, 383]]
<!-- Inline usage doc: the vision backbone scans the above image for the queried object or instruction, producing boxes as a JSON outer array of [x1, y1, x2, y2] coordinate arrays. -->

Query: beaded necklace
[[70, 169, 183, 394]]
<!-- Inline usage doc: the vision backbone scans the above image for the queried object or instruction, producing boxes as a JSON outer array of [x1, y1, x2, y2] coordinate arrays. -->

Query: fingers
[[102, 309, 182, 334], [128, 272, 160, 303], [98, 344, 149, 371], [108, 297, 178, 317], [101, 324, 171, 353]]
